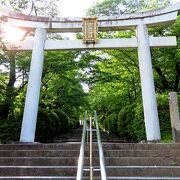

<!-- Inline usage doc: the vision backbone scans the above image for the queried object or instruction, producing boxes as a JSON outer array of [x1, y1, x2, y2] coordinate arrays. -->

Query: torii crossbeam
[[0, 2, 180, 142]]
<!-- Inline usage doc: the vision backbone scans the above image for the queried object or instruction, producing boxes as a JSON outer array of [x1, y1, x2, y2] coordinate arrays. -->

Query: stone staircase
[[51, 126, 126, 143], [0, 127, 180, 179]]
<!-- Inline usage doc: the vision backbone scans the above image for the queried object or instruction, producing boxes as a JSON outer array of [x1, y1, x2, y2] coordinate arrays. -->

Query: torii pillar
[[20, 28, 47, 142], [137, 23, 161, 140]]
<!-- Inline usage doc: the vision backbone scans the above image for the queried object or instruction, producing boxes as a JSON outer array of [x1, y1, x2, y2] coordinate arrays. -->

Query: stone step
[[104, 150, 180, 157], [0, 143, 82, 150], [2, 143, 180, 150], [0, 157, 79, 166], [1, 149, 180, 158], [53, 136, 83, 139], [1, 166, 180, 176], [51, 139, 125, 143], [104, 157, 180, 166], [54, 138, 84, 140], [0, 177, 77, 180], [0, 166, 78, 176], [0, 177, 180, 180], [105, 166, 180, 176], [106, 177, 180, 180], [1, 142, 180, 179], [102, 143, 180, 150], [54, 134, 121, 138], [48, 140, 81, 143], [0, 150, 81, 157], [0, 157, 180, 166]]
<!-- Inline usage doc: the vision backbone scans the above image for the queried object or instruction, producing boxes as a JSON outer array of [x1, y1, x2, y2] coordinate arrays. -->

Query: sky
[[59, 0, 103, 17], [173, 0, 180, 3]]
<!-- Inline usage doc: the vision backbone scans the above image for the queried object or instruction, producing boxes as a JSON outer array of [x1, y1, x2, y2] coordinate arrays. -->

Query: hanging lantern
[[82, 17, 98, 44]]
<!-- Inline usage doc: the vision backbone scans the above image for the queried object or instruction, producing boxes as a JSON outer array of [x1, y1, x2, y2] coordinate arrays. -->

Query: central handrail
[[90, 116, 94, 180], [76, 111, 87, 180], [76, 111, 107, 180], [94, 111, 107, 180]]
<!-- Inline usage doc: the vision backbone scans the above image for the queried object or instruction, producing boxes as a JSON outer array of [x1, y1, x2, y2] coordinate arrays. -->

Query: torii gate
[[0, 2, 180, 143]]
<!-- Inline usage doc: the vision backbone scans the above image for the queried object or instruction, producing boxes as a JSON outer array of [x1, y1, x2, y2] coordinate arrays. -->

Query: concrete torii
[[0, 2, 180, 143]]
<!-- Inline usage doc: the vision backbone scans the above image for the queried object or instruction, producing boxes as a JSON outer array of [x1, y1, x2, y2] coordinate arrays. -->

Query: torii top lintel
[[0, 2, 180, 32]]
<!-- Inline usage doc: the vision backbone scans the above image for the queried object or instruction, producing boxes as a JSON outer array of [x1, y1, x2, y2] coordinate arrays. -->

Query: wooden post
[[169, 92, 180, 142]]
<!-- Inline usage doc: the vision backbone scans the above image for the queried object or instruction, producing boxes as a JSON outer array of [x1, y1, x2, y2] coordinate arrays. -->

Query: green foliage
[[157, 94, 172, 140], [87, 0, 125, 16], [87, 0, 170, 16], [117, 102, 145, 141], [1, 0, 61, 16], [35, 108, 78, 142], [105, 112, 118, 134], [117, 94, 173, 141], [93, 93, 173, 142], [0, 114, 22, 143]]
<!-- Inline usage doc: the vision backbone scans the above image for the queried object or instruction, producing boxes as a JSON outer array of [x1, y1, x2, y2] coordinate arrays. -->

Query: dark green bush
[[117, 102, 145, 141], [157, 94, 172, 140], [105, 112, 118, 134], [0, 114, 22, 143], [116, 94, 173, 142], [35, 108, 78, 142]]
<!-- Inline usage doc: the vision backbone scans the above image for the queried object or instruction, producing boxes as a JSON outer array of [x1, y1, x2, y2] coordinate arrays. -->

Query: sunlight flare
[[2, 23, 25, 42]]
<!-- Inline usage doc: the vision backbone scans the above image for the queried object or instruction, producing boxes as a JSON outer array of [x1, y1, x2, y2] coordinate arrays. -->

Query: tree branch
[[154, 66, 170, 90]]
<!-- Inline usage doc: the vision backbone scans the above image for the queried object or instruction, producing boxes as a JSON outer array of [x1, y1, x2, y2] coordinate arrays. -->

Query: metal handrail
[[90, 116, 94, 180], [76, 111, 87, 180], [94, 111, 107, 180]]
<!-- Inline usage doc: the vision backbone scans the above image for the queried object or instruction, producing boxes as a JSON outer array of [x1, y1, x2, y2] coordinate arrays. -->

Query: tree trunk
[[154, 66, 170, 90], [174, 62, 180, 91]]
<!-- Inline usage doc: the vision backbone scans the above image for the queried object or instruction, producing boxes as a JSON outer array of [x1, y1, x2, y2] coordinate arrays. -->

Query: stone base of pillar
[[169, 92, 180, 142]]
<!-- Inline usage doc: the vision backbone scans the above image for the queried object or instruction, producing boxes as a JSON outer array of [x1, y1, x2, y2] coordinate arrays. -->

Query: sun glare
[[2, 23, 25, 42]]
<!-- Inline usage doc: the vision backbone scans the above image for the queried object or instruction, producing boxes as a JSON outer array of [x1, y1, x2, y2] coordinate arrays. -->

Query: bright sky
[[173, 0, 180, 3], [59, 0, 103, 17]]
